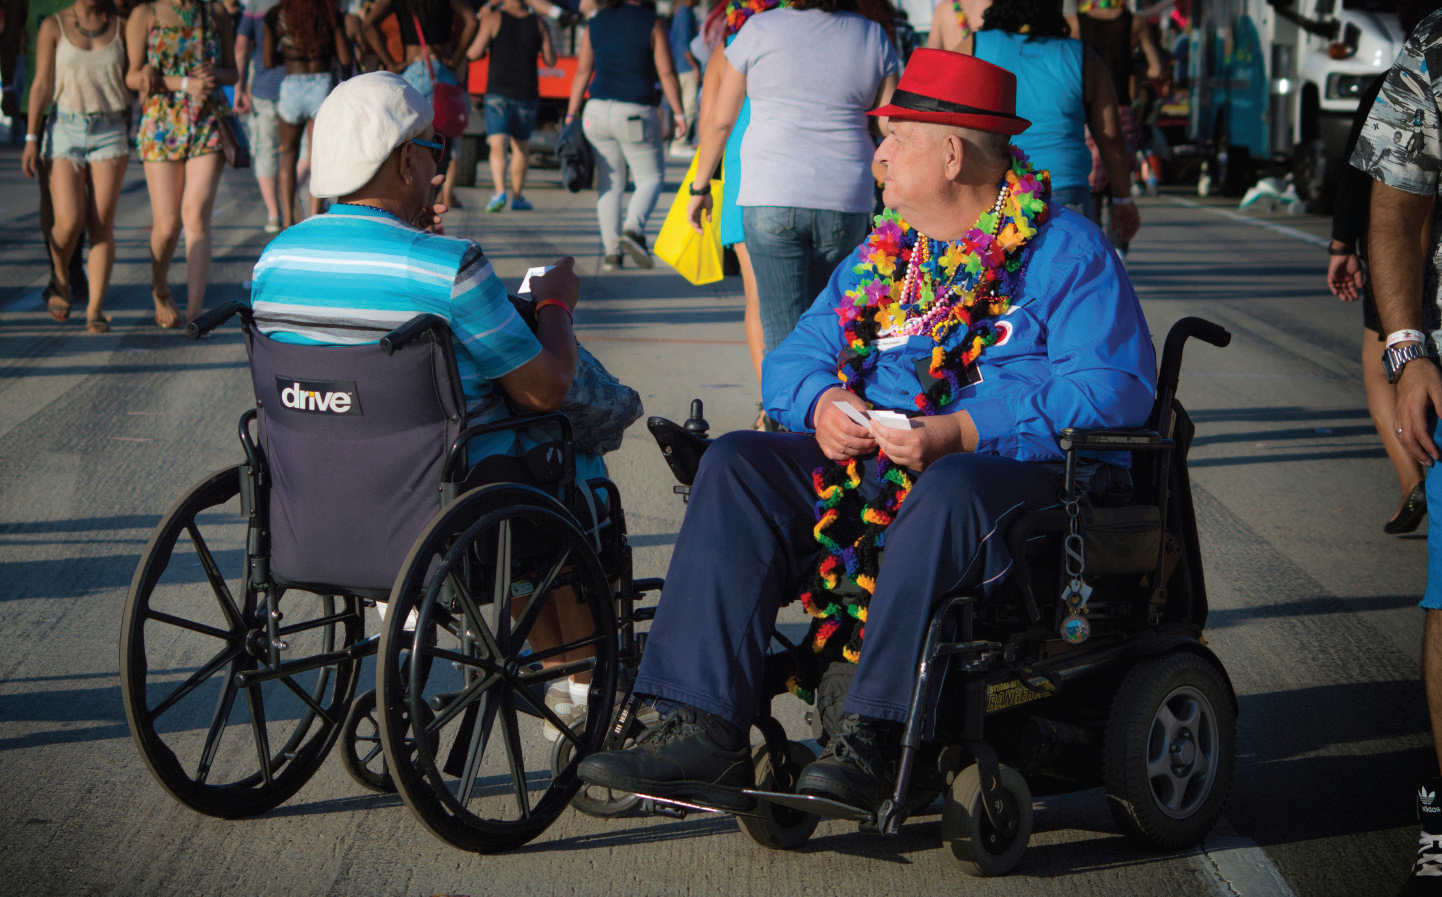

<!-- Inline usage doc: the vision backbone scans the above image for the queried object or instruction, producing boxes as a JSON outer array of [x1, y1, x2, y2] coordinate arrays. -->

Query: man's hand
[[1327, 249, 1363, 302], [1397, 358, 1442, 465], [233, 84, 252, 114], [414, 172, 448, 229], [687, 190, 712, 235], [20, 139, 37, 178], [530, 256, 580, 312], [1111, 200, 1141, 245], [813, 388, 878, 461], [869, 411, 973, 472]]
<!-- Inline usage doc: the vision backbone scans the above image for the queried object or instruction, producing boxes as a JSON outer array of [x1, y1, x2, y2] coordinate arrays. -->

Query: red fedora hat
[[869, 48, 1030, 135]]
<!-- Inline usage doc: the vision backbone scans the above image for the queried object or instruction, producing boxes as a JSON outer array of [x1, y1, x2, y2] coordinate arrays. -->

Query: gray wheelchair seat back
[[245, 326, 465, 594]]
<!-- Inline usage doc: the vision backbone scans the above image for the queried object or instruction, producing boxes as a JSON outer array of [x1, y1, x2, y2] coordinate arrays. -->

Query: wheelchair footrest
[[743, 790, 874, 822], [633, 577, 664, 595]]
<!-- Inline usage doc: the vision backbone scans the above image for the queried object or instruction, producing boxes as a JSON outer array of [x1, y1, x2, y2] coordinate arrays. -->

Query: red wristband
[[534, 298, 573, 321]]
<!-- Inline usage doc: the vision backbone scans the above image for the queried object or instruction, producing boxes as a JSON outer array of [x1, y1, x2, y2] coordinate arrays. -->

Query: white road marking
[[1165, 196, 1329, 248], [1192, 818, 1299, 896]]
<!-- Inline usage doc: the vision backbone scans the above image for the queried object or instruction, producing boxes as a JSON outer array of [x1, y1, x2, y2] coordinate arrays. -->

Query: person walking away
[[233, 0, 283, 231], [686, 0, 900, 355], [966, 0, 1137, 234], [360, 0, 477, 209], [19, 0, 129, 333], [1350, 2, 1442, 892], [566, 0, 687, 270], [668, 0, 697, 156], [3, 0, 91, 321], [126, 0, 238, 327], [1327, 62, 1434, 535], [467, 0, 552, 212], [264, 0, 351, 228], [1076, 0, 1159, 251]]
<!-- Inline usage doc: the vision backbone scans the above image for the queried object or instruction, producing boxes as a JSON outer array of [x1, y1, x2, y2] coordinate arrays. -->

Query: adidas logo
[[1422, 787, 1439, 811]]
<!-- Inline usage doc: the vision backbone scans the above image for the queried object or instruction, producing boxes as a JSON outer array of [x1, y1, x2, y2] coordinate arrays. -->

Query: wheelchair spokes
[[378, 495, 619, 853], [121, 465, 363, 818]]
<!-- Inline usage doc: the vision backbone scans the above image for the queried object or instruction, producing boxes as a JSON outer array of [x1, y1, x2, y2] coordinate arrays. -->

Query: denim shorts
[[483, 94, 539, 140], [277, 73, 334, 124], [42, 110, 129, 166]]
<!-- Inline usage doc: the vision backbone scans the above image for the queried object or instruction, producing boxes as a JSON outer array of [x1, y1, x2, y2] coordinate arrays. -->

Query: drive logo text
[[276, 377, 363, 416]]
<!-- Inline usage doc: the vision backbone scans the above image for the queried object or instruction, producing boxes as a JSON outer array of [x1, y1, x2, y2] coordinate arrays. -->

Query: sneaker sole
[[580, 767, 756, 812], [619, 237, 654, 270]]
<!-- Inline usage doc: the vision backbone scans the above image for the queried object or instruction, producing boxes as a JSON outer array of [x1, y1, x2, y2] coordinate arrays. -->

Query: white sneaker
[[542, 681, 574, 743]]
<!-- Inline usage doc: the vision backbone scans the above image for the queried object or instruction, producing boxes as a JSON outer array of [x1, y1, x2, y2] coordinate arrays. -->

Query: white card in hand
[[518, 265, 555, 294], [868, 410, 916, 430], [833, 401, 873, 427]]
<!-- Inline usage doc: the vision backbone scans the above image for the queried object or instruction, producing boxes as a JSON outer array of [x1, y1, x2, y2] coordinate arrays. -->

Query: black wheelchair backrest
[[244, 318, 466, 593]]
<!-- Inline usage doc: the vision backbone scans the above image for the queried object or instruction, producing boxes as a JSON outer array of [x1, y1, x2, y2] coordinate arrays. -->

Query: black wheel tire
[[377, 485, 618, 853], [553, 695, 650, 818], [340, 689, 437, 794], [1291, 138, 1334, 214], [941, 763, 1033, 876], [120, 465, 363, 818], [1103, 651, 1236, 850], [737, 741, 821, 850], [453, 135, 480, 188]]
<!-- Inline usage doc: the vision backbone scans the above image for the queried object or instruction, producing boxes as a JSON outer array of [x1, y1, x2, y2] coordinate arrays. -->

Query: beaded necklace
[[336, 202, 412, 226], [790, 147, 1050, 680], [951, 0, 970, 39], [1077, 0, 1124, 12]]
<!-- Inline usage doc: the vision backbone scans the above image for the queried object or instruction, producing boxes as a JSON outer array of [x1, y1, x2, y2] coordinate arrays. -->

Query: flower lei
[[724, 0, 788, 37], [1078, 0, 1124, 12], [951, 0, 971, 38], [788, 147, 1050, 695]]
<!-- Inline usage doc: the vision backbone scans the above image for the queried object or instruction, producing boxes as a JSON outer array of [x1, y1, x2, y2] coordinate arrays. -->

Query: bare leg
[[304, 120, 324, 218], [83, 155, 129, 322], [179, 152, 226, 322], [143, 159, 185, 327], [257, 174, 281, 222], [1426, 610, 1442, 774], [487, 134, 508, 197], [277, 118, 304, 229], [734, 241, 766, 426], [1363, 329, 1427, 510], [509, 137, 529, 198], [512, 584, 593, 686], [440, 148, 459, 208], [37, 156, 69, 296], [47, 158, 87, 305]]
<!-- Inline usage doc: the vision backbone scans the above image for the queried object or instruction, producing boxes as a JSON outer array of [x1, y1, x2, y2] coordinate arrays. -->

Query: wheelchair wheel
[[940, 763, 1033, 876], [340, 689, 437, 794], [552, 696, 652, 819], [377, 485, 618, 853], [737, 741, 820, 850], [120, 465, 363, 818], [1103, 651, 1236, 850]]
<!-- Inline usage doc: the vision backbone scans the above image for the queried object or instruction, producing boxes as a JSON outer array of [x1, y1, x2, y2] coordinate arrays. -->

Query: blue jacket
[[761, 206, 1157, 464]]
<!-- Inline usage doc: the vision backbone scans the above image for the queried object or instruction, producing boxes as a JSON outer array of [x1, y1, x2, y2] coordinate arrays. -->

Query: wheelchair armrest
[[1059, 428, 1169, 453], [648, 415, 713, 486], [441, 411, 576, 484], [380, 314, 449, 355], [186, 299, 251, 340]]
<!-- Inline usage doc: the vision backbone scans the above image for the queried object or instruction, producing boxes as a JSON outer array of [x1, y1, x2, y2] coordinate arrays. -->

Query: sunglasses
[[410, 135, 446, 164]]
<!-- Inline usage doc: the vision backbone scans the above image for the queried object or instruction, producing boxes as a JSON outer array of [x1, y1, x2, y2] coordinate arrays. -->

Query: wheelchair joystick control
[[683, 399, 710, 438]]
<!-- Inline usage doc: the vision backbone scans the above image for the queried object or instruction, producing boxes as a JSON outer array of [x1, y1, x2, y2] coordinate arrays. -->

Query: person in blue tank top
[[963, 0, 1137, 239], [565, 0, 688, 271]]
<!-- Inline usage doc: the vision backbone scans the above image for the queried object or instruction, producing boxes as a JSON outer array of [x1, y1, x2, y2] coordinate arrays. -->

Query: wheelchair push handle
[[380, 314, 448, 355], [1157, 316, 1231, 393], [185, 300, 251, 340]]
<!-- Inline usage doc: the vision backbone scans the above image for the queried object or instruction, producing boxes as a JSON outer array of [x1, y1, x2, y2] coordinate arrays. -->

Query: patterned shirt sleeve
[[1350, 11, 1442, 197], [449, 244, 543, 380]]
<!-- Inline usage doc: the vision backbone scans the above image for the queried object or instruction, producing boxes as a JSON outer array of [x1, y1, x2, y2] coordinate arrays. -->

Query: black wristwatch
[[1384, 337, 1439, 383], [688, 182, 710, 196]]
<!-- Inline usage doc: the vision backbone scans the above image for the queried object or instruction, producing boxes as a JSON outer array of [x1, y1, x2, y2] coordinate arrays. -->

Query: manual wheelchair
[[120, 299, 660, 851], [641, 316, 1237, 875]]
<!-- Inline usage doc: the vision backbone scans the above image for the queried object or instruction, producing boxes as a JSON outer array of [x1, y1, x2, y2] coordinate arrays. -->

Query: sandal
[[152, 290, 181, 329], [85, 315, 111, 334], [45, 285, 71, 322]]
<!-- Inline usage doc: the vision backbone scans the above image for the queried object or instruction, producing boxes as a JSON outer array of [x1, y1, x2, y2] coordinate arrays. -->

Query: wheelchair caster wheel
[[940, 763, 1033, 876], [1103, 651, 1235, 850], [737, 741, 821, 850], [340, 689, 436, 794]]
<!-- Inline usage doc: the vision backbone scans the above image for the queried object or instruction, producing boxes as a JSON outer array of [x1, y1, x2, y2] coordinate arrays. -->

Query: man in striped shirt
[[249, 72, 583, 464]]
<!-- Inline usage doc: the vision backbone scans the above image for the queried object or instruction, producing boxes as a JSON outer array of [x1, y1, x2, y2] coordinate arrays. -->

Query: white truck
[[1188, 0, 1401, 207]]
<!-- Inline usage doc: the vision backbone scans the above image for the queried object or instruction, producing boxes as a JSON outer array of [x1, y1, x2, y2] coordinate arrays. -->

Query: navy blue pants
[[634, 431, 1064, 726]]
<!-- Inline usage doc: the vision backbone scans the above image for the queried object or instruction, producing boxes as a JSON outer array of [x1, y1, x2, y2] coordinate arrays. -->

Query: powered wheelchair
[[120, 299, 1234, 875]]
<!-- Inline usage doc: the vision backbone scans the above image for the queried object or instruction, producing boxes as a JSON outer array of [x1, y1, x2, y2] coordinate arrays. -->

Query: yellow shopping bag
[[654, 153, 724, 286]]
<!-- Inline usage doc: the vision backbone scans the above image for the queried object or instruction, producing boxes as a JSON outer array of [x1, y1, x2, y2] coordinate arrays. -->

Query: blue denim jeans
[[742, 205, 871, 354]]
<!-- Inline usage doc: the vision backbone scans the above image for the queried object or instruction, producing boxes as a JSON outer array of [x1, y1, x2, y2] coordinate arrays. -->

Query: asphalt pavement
[[0, 147, 1430, 897]]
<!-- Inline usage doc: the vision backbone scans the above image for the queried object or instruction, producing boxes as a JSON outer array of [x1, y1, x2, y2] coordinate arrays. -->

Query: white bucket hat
[[309, 72, 434, 199]]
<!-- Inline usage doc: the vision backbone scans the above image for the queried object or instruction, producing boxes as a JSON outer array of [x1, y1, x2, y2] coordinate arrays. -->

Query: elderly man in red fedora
[[579, 49, 1157, 811]]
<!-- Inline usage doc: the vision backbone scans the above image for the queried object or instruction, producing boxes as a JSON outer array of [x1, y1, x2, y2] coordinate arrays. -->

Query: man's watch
[[688, 182, 710, 196], [1383, 337, 1439, 384]]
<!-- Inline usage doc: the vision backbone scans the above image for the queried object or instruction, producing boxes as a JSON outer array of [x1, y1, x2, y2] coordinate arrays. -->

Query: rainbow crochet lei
[[724, 0, 788, 36], [787, 147, 1050, 699]]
